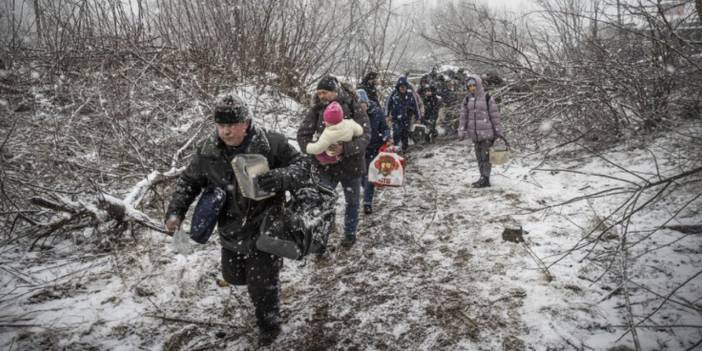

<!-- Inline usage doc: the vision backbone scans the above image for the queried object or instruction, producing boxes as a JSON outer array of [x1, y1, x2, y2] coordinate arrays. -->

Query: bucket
[[410, 124, 428, 144], [489, 138, 511, 165], [231, 154, 275, 200]]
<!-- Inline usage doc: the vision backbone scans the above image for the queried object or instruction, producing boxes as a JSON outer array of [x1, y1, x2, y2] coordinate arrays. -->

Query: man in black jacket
[[164, 95, 308, 347], [359, 71, 381, 106], [297, 76, 370, 248]]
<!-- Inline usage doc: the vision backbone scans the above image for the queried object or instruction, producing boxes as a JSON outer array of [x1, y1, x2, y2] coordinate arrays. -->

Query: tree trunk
[[32, 0, 43, 44]]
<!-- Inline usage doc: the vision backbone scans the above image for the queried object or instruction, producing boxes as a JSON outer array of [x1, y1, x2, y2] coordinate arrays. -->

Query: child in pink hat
[[306, 101, 364, 164]]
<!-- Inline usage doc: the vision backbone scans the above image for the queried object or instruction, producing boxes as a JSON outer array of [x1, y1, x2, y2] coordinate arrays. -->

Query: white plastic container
[[231, 154, 275, 200]]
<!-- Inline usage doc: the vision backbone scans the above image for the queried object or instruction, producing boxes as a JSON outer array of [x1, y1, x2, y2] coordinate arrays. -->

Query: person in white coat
[[306, 101, 364, 164]]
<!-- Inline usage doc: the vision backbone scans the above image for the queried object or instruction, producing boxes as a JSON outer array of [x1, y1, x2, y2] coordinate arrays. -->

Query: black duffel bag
[[256, 184, 336, 259]]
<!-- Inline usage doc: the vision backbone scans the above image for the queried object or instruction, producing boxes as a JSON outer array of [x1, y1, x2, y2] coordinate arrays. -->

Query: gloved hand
[[256, 168, 288, 193]]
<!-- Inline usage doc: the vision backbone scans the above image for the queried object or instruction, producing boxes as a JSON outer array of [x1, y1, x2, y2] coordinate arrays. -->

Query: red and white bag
[[368, 143, 405, 187]]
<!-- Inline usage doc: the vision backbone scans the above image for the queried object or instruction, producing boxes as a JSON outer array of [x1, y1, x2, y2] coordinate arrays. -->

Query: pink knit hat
[[323, 101, 344, 125]]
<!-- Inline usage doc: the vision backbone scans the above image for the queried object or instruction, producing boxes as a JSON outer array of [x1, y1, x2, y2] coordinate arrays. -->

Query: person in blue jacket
[[357, 89, 391, 214], [385, 76, 421, 153]]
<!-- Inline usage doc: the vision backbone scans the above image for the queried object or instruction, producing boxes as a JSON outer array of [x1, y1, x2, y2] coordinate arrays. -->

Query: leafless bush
[[0, 0, 408, 250], [423, 0, 702, 148], [422, 1, 702, 348]]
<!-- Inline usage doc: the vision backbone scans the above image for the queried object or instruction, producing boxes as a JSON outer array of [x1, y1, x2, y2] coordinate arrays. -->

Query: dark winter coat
[[421, 89, 442, 122], [459, 76, 504, 142], [166, 124, 308, 254], [366, 100, 391, 155], [385, 77, 422, 123], [441, 88, 459, 108], [297, 87, 371, 180], [359, 75, 380, 106]]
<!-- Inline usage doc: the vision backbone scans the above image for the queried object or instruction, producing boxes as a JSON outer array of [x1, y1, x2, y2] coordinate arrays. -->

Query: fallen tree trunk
[[26, 167, 184, 241]]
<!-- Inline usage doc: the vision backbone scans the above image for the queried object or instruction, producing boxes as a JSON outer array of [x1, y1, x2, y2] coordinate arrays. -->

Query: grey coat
[[459, 76, 504, 142]]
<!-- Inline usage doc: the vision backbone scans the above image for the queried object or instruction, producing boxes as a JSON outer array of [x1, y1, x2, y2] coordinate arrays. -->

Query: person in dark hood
[[430, 66, 439, 81], [357, 88, 391, 215], [385, 76, 421, 153], [359, 71, 381, 106], [458, 76, 505, 188], [164, 95, 310, 347], [297, 75, 371, 248], [418, 76, 431, 96], [456, 68, 469, 91], [420, 85, 442, 142]]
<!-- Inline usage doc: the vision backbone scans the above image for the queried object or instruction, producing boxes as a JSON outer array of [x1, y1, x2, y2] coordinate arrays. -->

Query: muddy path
[[274, 140, 534, 350]]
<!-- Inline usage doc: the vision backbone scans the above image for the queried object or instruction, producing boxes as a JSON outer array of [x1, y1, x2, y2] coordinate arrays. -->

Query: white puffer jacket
[[306, 119, 364, 155]]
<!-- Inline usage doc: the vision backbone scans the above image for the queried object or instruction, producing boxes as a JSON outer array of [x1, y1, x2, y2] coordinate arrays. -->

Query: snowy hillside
[[1, 115, 700, 350], [2, 0, 702, 349]]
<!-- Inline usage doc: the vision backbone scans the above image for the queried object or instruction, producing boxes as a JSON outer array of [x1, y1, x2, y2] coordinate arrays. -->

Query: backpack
[[485, 93, 501, 137], [256, 183, 337, 260]]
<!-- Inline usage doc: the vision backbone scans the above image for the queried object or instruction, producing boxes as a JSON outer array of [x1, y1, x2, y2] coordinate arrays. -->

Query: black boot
[[258, 325, 281, 347], [340, 235, 356, 248], [363, 204, 373, 215], [471, 177, 490, 188]]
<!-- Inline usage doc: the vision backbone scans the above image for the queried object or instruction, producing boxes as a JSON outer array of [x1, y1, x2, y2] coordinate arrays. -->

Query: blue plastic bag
[[190, 187, 226, 244]]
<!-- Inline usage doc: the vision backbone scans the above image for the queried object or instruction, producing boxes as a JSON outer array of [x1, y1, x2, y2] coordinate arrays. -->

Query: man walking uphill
[[297, 76, 371, 248], [386, 76, 422, 153], [164, 95, 309, 347]]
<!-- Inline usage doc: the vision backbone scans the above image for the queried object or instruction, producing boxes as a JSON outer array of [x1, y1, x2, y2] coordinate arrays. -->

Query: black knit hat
[[214, 95, 249, 123], [316, 76, 338, 92]]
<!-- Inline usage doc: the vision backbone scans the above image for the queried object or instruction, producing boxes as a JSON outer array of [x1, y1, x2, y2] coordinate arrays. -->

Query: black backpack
[[484, 93, 505, 139]]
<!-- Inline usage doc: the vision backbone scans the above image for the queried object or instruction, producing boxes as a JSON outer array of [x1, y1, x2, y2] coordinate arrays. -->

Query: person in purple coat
[[458, 76, 504, 188]]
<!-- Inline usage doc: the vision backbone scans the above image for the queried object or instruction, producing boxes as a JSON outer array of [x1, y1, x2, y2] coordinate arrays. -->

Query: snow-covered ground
[[1, 97, 700, 350]]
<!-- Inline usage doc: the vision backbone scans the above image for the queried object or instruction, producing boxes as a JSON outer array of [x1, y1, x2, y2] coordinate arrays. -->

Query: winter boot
[[471, 177, 490, 188], [340, 235, 356, 248], [258, 325, 281, 347], [363, 204, 373, 215]]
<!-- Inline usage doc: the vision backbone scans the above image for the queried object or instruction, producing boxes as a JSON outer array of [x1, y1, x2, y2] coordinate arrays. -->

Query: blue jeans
[[319, 174, 361, 238]]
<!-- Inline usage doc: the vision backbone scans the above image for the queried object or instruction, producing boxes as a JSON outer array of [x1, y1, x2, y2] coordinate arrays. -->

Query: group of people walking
[[162, 69, 505, 346]]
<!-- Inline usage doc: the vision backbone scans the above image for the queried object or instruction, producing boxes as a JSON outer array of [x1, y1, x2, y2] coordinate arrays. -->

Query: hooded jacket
[[297, 87, 371, 180], [366, 100, 391, 155], [386, 77, 423, 123], [166, 124, 309, 254], [421, 86, 442, 122], [459, 76, 504, 141]]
